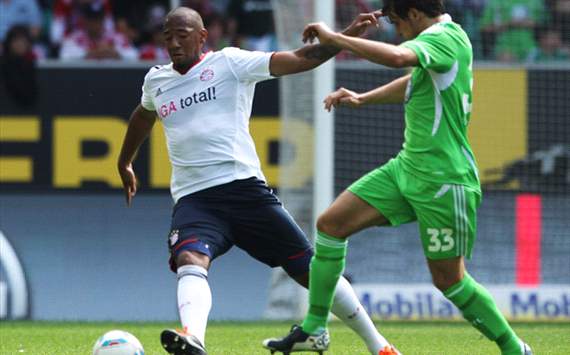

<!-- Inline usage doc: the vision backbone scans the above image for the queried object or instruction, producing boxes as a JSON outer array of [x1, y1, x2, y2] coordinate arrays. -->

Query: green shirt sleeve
[[400, 31, 455, 73]]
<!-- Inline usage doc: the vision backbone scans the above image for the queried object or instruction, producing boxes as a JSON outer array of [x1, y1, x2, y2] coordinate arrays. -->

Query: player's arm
[[270, 11, 382, 76], [117, 104, 157, 206], [302, 22, 418, 68], [324, 74, 410, 111]]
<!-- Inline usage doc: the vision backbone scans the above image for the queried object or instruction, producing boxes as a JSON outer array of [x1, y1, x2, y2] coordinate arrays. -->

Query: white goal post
[[265, 0, 335, 320]]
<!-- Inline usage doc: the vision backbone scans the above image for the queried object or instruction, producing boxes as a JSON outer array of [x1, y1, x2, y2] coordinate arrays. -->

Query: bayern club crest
[[169, 229, 179, 246], [200, 68, 214, 81]]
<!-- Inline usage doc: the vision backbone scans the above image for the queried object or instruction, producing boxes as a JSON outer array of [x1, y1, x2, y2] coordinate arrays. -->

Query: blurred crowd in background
[[1, 0, 569, 65]]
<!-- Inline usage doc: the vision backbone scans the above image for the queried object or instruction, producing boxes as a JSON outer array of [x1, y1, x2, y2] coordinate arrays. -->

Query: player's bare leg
[[428, 257, 532, 355]]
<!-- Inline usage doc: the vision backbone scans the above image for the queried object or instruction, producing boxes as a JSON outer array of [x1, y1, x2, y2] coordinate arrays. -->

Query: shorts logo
[[200, 68, 214, 81], [169, 229, 179, 246]]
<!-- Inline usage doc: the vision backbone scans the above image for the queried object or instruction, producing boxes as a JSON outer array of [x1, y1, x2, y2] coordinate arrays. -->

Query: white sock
[[177, 265, 211, 346], [331, 276, 389, 354]]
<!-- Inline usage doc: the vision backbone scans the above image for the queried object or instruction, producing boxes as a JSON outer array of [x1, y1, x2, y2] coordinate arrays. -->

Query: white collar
[[420, 13, 453, 35]]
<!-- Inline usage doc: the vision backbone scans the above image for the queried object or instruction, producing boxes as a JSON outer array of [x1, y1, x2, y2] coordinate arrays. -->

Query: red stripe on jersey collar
[[174, 51, 210, 75]]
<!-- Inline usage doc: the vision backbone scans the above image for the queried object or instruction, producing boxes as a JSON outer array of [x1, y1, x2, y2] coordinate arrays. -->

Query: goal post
[[313, 0, 336, 226], [264, 0, 335, 320]]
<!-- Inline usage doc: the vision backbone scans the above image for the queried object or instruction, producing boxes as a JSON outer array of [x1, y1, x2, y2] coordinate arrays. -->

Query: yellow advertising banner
[[469, 69, 527, 187], [1, 69, 529, 191]]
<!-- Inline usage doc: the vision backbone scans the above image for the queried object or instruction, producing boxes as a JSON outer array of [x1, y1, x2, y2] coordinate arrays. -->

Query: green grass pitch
[[1, 321, 568, 354]]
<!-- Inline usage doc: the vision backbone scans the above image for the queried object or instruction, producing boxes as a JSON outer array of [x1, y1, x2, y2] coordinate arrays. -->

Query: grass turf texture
[[1, 321, 568, 354]]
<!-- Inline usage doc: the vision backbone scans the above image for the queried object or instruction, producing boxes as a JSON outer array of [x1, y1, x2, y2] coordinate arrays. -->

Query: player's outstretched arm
[[269, 11, 382, 76], [324, 73, 411, 111], [117, 104, 157, 206], [303, 22, 418, 68]]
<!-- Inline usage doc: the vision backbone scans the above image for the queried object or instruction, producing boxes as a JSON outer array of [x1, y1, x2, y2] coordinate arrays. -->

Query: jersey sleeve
[[400, 31, 455, 73], [140, 67, 157, 111], [222, 47, 274, 82]]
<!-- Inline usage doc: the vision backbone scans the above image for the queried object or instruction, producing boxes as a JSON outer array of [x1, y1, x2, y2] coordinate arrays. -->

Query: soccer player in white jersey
[[117, 7, 397, 355]]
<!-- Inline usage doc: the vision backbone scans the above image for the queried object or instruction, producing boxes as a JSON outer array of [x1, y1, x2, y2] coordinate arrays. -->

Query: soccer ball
[[92, 330, 144, 355]]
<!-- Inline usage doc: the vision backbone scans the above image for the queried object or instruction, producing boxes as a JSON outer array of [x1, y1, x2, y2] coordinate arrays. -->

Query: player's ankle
[[301, 318, 327, 335], [497, 332, 523, 355]]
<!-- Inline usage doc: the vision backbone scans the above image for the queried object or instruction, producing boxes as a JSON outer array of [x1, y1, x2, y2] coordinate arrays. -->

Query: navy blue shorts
[[167, 177, 313, 276]]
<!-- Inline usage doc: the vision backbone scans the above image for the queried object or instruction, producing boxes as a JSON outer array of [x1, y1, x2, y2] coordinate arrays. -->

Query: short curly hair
[[382, 0, 445, 19]]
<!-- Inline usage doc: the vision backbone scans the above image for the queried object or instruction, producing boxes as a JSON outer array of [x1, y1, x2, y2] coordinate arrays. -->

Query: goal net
[[268, 0, 570, 321]]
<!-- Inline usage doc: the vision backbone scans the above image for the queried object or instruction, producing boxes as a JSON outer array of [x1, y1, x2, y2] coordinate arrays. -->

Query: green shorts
[[348, 158, 482, 260]]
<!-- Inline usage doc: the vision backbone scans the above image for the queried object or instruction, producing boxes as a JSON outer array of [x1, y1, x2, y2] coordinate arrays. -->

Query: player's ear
[[199, 28, 208, 45], [408, 8, 422, 21]]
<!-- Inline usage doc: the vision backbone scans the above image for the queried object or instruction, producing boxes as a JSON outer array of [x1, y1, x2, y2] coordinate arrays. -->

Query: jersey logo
[[158, 86, 217, 119], [169, 229, 179, 246], [155, 87, 164, 97], [200, 68, 214, 81]]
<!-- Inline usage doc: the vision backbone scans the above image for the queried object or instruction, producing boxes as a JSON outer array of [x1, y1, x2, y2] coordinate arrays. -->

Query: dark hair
[[3, 25, 33, 56], [382, 0, 445, 19], [1, 25, 37, 107]]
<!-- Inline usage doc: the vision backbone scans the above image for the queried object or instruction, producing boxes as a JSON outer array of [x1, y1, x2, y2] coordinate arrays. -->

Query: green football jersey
[[399, 19, 480, 191]]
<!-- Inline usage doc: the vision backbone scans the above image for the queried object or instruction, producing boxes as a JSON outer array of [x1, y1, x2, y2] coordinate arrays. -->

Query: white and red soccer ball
[[92, 330, 144, 355]]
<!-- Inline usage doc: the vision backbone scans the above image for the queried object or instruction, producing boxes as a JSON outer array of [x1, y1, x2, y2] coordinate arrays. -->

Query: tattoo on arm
[[302, 44, 341, 61]]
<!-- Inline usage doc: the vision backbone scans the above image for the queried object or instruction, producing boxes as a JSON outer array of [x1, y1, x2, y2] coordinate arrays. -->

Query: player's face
[[163, 19, 207, 67]]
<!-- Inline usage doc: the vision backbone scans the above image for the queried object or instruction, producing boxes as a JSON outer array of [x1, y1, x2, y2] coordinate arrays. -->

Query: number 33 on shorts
[[419, 185, 480, 260], [427, 228, 454, 252]]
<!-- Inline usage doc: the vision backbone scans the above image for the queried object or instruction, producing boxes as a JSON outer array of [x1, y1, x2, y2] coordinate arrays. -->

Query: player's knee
[[316, 214, 348, 238], [428, 257, 464, 291], [291, 272, 309, 288], [431, 271, 462, 291], [176, 250, 210, 270]]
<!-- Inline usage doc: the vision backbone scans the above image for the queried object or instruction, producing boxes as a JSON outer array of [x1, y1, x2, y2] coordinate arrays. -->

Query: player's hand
[[302, 22, 336, 45], [118, 163, 138, 206], [324, 87, 363, 112], [342, 10, 383, 37]]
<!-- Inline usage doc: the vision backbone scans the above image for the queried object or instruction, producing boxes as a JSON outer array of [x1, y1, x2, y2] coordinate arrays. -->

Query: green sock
[[301, 231, 347, 335], [444, 273, 522, 355]]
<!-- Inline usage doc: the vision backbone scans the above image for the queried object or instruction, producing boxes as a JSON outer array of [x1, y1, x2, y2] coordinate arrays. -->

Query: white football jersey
[[141, 47, 275, 202]]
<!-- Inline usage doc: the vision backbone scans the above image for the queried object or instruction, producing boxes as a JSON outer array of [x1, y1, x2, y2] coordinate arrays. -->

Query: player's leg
[[162, 193, 233, 355], [414, 183, 530, 355], [301, 160, 415, 340], [222, 182, 388, 355], [265, 162, 411, 353], [162, 250, 211, 355], [168, 251, 211, 353], [289, 272, 392, 354], [227, 178, 395, 354], [301, 189, 388, 336], [265, 191, 400, 354], [428, 257, 531, 355]]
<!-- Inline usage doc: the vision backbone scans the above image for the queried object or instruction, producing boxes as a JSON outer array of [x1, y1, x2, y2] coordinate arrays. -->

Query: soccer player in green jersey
[[264, 1, 532, 354]]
